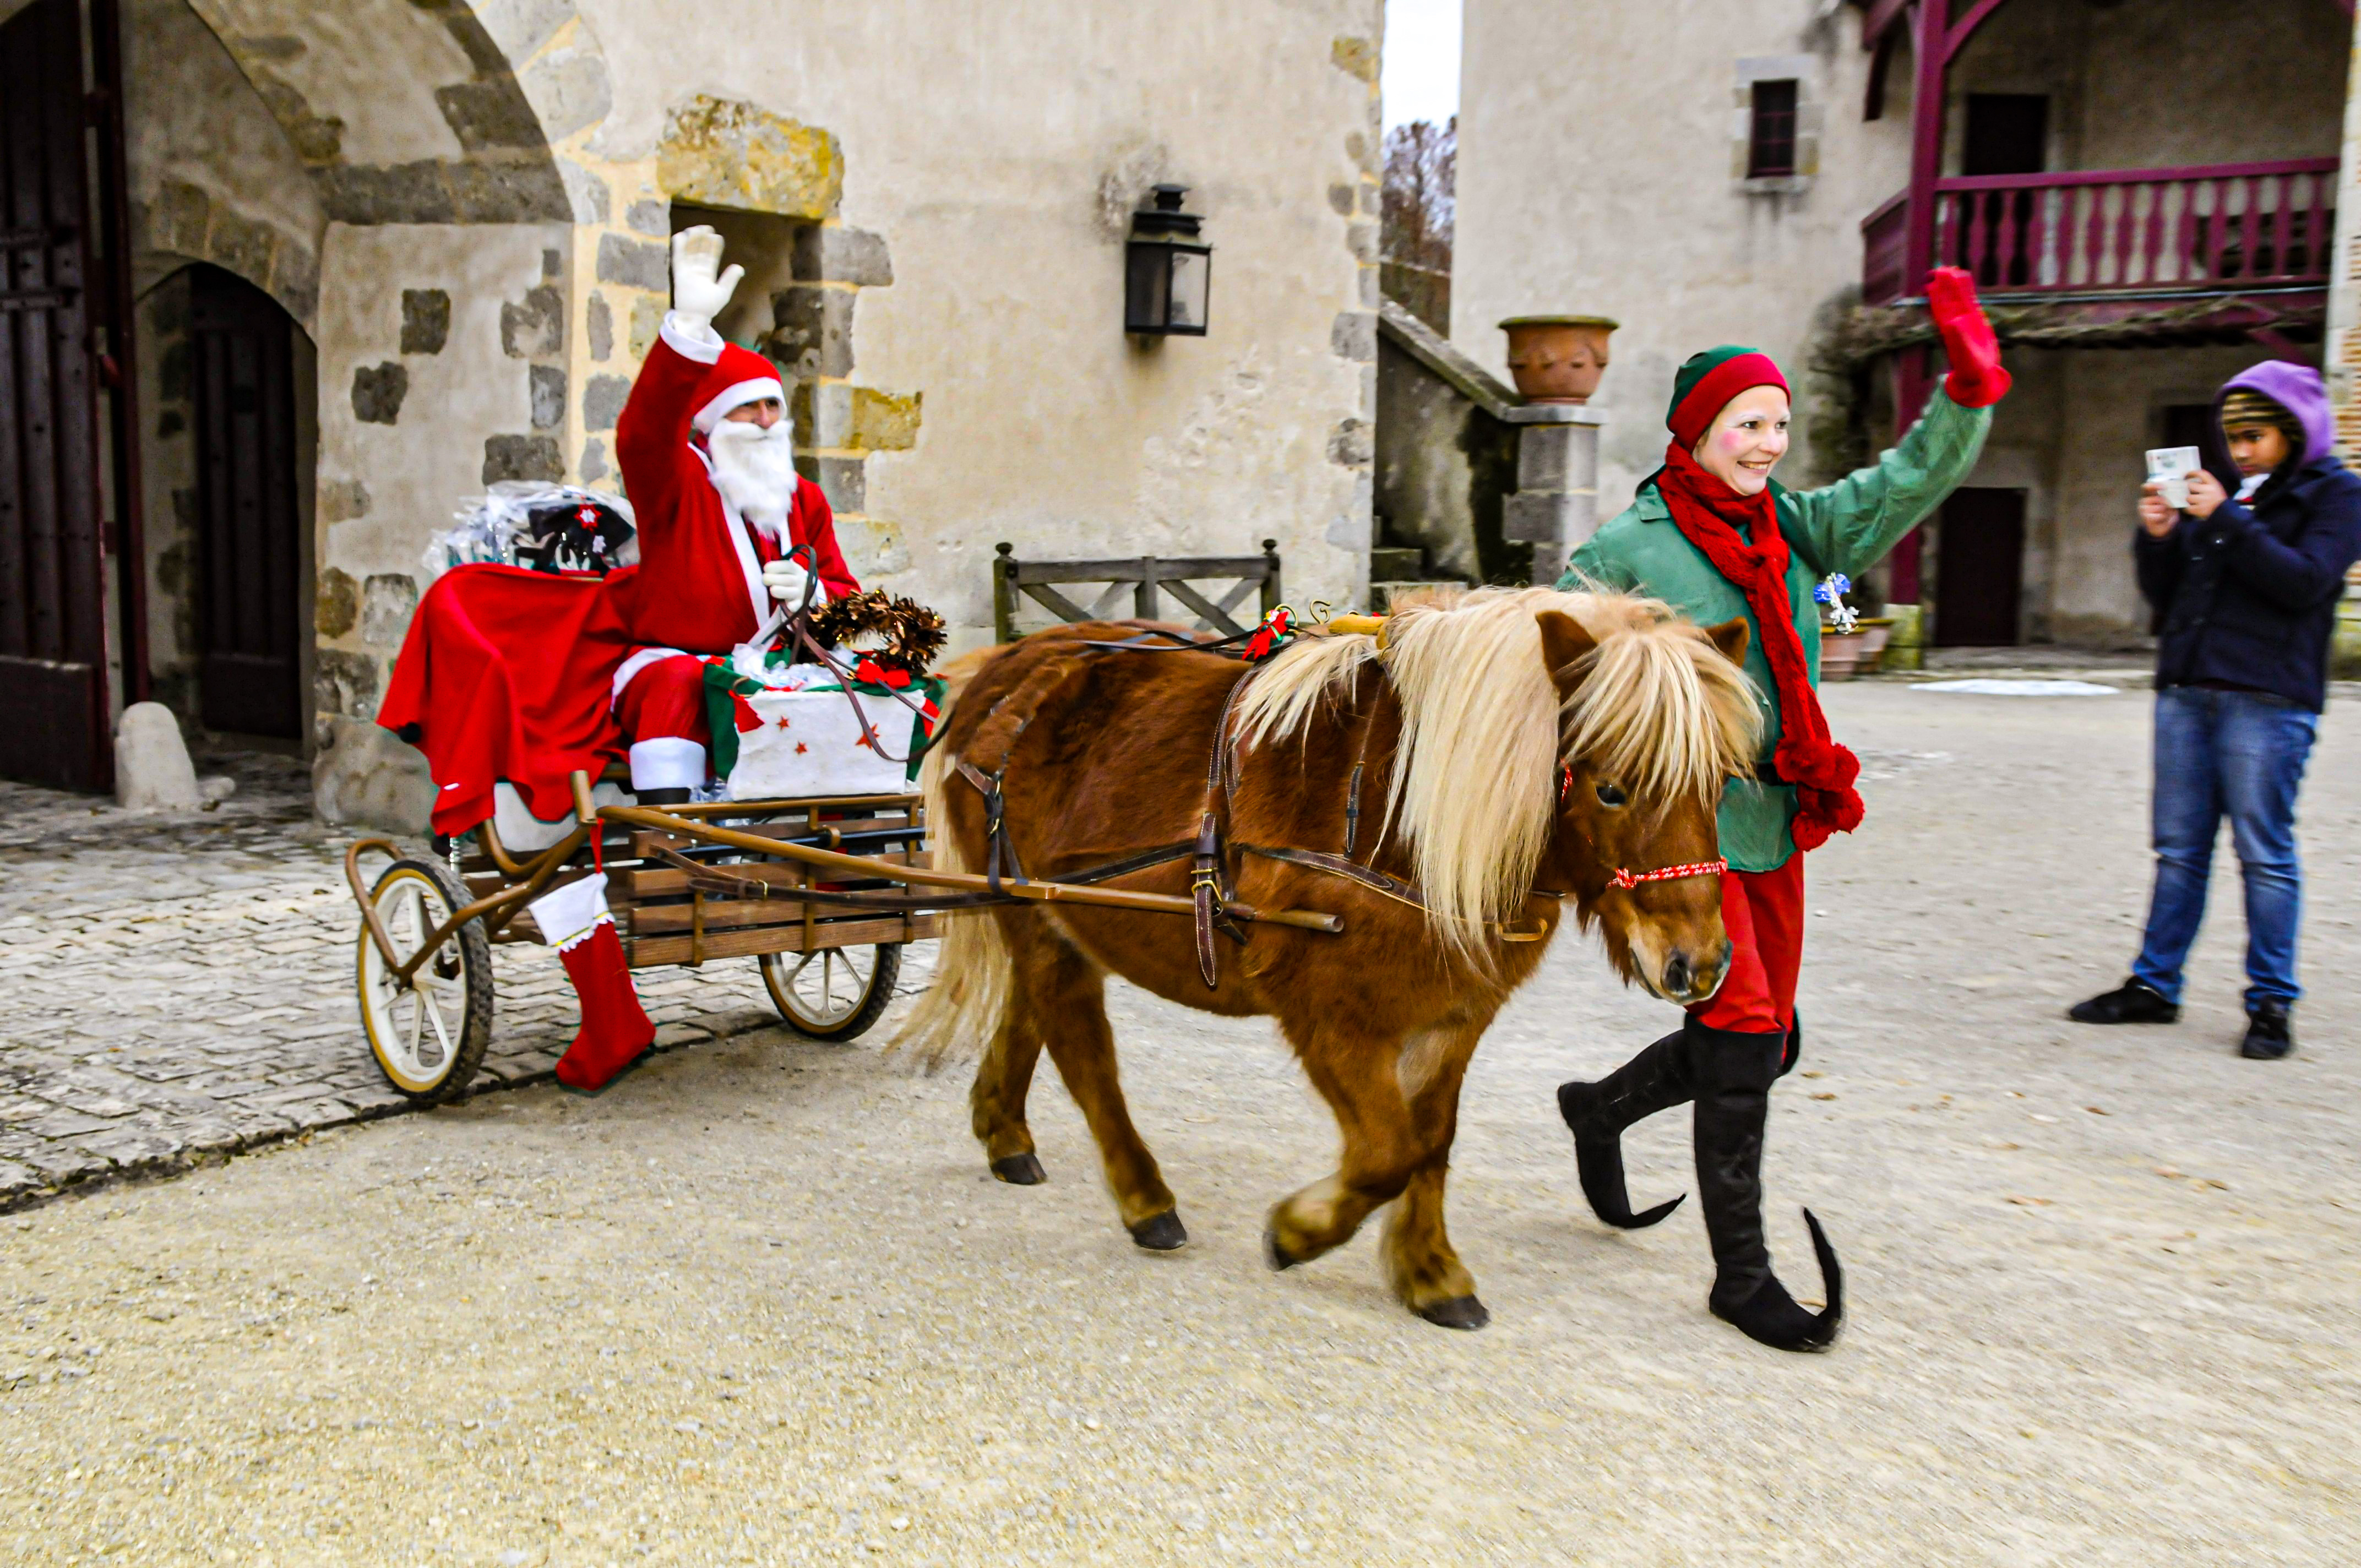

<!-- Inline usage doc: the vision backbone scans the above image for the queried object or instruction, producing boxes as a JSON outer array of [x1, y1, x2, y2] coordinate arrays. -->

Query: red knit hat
[[689, 342, 787, 435], [1666, 346, 1789, 449]]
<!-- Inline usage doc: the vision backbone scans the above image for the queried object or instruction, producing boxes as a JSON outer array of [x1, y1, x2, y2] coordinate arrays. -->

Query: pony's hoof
[[1417, 1295, 1490, 1331], [1263, 1228, 1303, 1271], [990, 1153, 1046, 1185], [1128, 1210, 1188, 1251]]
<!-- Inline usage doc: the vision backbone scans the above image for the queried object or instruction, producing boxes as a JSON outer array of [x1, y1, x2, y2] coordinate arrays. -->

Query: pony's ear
[[1536, 610, 1598, 692], [1705, 615, 1750, 669]]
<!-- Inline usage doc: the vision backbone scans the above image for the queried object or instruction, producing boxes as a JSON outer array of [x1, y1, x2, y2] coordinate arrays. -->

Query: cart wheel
[[357, 858, 496, 1103], [760, 943, 901, 1041]]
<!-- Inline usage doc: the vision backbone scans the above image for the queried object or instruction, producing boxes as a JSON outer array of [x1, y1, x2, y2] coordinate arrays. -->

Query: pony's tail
[[891, 689, 1015, 1074]]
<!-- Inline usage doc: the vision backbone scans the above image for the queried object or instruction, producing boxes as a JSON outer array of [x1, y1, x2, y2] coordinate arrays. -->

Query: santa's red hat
[[689, 342, 787, 435]]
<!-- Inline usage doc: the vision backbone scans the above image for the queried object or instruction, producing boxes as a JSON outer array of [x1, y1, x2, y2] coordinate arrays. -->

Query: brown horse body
[[902, 588, 1755, 1327]]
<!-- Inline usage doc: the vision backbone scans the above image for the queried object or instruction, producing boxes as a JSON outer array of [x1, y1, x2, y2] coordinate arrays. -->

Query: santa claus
[[606, 224, 861, 804]]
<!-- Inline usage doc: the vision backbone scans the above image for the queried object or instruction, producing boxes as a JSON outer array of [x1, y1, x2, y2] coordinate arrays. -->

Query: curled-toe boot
[[1689, 1017, 1843, 1352], [1556, 1030, 1691, 1228]]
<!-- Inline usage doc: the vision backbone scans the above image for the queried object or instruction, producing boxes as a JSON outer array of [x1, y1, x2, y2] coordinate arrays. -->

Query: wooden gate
[[191, 265, 303, 738], [0, 0, 111, 790]]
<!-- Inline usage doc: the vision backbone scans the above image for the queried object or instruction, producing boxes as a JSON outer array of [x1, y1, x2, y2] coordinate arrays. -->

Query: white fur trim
[[628, 737, 707, 792], [611, 645, 690, 708], [659, 311, 725, 365], [530, 872, 612, 951], [689, 445, 775, 628], [691, 376, 786, 435]]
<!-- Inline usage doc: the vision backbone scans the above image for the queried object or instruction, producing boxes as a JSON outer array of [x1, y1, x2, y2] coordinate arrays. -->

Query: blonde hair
[[1236, 586, 1759, 953]]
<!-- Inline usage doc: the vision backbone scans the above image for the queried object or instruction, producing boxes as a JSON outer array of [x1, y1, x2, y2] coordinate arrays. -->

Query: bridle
[[1559, 760, 1728, 892]]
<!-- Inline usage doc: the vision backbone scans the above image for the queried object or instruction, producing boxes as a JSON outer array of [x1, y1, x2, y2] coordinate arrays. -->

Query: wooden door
[[189, 265, 302, 738], [1932, 488, 2026, 647], [0, 0, 111, 790]]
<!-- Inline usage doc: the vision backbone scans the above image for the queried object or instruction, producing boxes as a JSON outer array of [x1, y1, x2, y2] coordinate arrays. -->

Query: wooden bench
[[992, 541, 1282, 643]]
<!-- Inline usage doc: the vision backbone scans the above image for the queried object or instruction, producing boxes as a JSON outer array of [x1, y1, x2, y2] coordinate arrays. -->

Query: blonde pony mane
[[1234, 586, 1759, 950]]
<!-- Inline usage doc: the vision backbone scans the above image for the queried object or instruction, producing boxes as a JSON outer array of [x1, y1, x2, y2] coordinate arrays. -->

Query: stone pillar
[[1500, 406, 1603, 587]]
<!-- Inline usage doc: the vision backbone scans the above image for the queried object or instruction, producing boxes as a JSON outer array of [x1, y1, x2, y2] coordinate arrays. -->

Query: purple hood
[[2217, 361, 2335, 467]]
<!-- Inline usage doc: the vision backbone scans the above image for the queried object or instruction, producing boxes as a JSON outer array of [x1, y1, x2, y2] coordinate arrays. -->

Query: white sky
[[1381, 0, 1463, 129]]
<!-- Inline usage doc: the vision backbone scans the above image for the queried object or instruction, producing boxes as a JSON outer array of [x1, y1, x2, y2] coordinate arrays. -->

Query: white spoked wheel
[[358, 859, 495, 1103], [760, 943, 901, 1041]]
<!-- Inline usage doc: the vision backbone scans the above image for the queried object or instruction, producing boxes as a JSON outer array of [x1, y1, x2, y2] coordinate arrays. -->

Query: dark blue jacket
[[2134, 455, 2361, 712]]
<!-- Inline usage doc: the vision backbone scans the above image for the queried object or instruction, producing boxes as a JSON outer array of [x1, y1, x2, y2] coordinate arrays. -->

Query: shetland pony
[[900, 587, 1756, 1327]]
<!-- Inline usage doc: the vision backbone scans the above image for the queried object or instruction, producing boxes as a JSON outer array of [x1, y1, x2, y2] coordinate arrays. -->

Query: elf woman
[[1557, 266, 2011, 1352]]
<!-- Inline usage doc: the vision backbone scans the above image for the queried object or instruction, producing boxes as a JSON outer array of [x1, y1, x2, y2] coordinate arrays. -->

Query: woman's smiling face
[[1694, 386, 1792, 497]]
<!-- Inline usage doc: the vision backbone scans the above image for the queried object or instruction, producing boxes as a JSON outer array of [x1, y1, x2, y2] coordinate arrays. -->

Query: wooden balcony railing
[[1862, 158, 2339, 306]]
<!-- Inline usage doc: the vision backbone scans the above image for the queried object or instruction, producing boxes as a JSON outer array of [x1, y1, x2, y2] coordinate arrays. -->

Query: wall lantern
[[1124, 183, 1212, 337]]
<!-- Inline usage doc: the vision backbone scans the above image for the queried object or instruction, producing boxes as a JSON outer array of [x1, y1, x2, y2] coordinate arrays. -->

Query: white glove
[[670, 225, 743, 334], [763, 557, 819, 607]]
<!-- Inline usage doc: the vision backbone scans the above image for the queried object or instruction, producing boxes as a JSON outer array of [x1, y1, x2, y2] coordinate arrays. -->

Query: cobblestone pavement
[[3, 682, 2358, 1565], [0, 752, 831, 1210]]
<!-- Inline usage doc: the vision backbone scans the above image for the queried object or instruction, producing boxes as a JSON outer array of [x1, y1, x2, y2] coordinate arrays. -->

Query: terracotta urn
[[1817, 618, 1894, 681], [1499, 314, 1618, 404]]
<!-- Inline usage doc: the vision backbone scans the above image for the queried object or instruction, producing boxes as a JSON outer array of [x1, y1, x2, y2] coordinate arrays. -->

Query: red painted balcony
[[1862, 158, 2340, 307]]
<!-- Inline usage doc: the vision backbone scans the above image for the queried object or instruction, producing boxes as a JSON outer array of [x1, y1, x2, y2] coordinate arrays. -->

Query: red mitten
[[531, 873, 655, 1093], [1927, 265, 2011, 409]]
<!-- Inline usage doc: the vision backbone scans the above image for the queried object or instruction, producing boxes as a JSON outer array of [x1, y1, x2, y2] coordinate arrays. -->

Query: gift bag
[[703, 649, 943, 801]]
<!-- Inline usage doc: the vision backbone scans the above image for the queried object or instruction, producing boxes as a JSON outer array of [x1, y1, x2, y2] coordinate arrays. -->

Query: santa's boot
[[1556, 1028, 1691, 1228], [1689, 1017, 1842, 1352], [530, 873, 655, 1094], [629, 737, 706, 807]]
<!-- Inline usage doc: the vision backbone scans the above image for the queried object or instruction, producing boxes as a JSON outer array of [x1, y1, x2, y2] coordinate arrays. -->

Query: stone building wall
[[109, 0, 1380, 822]]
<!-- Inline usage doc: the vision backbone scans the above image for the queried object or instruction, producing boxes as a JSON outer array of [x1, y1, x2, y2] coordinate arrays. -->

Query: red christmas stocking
[[530, 873, 655, 1092]]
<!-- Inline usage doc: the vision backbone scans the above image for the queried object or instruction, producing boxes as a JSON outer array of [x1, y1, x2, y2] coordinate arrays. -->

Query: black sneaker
[[2240, 1001, 2294, 1060], [2069, 979, 2180, 1025]]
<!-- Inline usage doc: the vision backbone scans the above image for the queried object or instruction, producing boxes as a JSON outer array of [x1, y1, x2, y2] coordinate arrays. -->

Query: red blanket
[[378, 564, 635, 836]]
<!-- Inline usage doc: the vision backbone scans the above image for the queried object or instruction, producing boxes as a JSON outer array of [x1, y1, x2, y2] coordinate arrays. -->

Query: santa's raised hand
[[670, 225, 743, 336]]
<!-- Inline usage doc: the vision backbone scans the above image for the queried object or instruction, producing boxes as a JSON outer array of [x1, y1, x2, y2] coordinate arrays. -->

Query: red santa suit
[[608, 317, 859, 790]]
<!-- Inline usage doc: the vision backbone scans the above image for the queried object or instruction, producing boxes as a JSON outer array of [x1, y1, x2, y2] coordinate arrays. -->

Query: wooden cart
[[344, 776, 935, 1104]]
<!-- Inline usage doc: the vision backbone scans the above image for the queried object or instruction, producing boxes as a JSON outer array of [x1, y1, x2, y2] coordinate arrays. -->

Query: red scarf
[[1654, 440, 1862, 852]]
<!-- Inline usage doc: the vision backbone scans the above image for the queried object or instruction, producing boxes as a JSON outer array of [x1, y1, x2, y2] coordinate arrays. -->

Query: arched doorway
[[186, 263, 304, 738]]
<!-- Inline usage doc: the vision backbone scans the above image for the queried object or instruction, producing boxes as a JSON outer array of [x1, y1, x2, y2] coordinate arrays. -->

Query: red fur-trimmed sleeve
[[614, 319, 722, 546], [793, 478, 860, 598]]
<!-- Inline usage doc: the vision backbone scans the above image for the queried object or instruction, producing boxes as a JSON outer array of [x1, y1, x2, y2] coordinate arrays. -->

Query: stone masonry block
[[315, 567, 360, 638], [483, 434, 563, 484], [587, 291, 613, 361], [400, 289, 450, 354], [629, 295, 664, 359], [435, 81, 546, 153], [530, 364, 567, 429], [791, 226, 892, 287], [790, 380, 852, 448], [1503, 488, 1591, 545], [768, 286, 853, 379], [796, 455, 864, 515], [319, 482, 370, 525], [558, 157, 611, 225], [313, 715, 433, 834], [580, 438, 609, 483], [1331, 36, 1379, 83], [625, 199, 670, 237], [444, 159, 572, 225], [1330, 311, 1376, 363], [1326, 417, 1372, 467], [583, 374, 631, 432], [361, 574, 420, 648], [1516, 422, 1598, 492], [319, 162, 455, 226], [848, 388, 920, 451], [661, 95, 844, 220], [501, 284, 564, 358], [596, 233, 669, 293], [350, 363, 408, 425], [315, 650, 380, 719], [520, 46, 612, 143]]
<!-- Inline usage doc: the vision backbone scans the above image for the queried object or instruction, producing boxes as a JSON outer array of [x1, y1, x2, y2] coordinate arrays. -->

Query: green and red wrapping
[[701, 655, 946, 783]]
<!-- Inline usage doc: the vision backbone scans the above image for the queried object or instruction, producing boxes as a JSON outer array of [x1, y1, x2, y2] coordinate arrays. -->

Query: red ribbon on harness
[[1609, 858, 1728, 891]]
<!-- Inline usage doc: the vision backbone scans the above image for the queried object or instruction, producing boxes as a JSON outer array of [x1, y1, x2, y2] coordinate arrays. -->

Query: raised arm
[[613, 227, 744, 537]]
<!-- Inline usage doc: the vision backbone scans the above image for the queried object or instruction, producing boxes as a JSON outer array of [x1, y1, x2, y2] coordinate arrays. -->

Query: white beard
[[706, 418, 800, 544]]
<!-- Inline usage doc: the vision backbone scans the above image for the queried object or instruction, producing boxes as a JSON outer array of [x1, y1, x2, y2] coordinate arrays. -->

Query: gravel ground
[[3, 677, 2358, 1566]]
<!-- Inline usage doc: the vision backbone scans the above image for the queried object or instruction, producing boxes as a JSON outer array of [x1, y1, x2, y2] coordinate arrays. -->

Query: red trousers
[[614, 655, 710, 746], [1690, 856, 1804, 1034]]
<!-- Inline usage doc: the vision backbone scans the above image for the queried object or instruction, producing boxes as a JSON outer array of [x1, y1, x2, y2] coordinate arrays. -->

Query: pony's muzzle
[[1661, 941, 1727, 1006]]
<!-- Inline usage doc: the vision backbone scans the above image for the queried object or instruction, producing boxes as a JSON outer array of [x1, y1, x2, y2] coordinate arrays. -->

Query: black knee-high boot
[[1689, 1017, 1842, 1352], [1556, 1030, 1691, 1228]]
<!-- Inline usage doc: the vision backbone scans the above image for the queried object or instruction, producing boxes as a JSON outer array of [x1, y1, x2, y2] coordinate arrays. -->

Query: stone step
[[1368, 580, 1465, 611], [1368, 545, 1427, 580]]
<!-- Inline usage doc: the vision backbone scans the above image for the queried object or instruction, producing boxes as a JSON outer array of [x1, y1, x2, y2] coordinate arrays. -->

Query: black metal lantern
[[1124, 184, 1211, 337]]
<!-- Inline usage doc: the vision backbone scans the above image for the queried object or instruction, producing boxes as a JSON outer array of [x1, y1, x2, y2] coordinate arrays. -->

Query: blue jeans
[[2131, 687, 2319, 1009]]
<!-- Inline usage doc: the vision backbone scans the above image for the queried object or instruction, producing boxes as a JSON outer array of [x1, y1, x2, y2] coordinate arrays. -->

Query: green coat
[[1560, 389, 1991, 871]]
